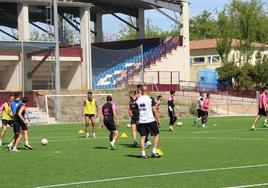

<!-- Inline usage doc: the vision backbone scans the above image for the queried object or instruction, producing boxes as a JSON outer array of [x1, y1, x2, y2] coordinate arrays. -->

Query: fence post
[[170, 72, 172, 84], [157, 71, 160, 84]]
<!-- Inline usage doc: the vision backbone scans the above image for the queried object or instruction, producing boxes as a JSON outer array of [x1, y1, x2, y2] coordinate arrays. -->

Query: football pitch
[[1, 116, 268, 188]]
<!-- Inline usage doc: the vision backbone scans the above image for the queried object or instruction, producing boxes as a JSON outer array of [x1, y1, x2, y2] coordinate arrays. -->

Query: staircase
[[93, 36, 181, 89], [28, 107, 56, 125]]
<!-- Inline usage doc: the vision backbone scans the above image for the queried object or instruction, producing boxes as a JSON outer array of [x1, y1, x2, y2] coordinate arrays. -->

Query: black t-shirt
[[14, 104, 25, 122], [129, 99, 139, 118], [102, 102, 114, 121], [168, 96, 175, 112]]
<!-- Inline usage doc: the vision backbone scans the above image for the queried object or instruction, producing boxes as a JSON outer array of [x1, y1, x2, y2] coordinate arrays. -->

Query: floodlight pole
[[54, 0, 61, 121]]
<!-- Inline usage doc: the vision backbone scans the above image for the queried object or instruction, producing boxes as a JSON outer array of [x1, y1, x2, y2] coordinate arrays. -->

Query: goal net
[[35, 93, 111, 124]]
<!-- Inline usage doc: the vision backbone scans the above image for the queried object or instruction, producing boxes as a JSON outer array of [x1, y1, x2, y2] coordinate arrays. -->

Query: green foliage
[[189, 10, 220, 40]]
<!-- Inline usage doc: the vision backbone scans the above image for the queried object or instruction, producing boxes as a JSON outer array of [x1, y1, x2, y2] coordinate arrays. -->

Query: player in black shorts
[[128, 91, 139, 147], [136, 86, 161, 159], [168, 90, 177, 131], [11, 97, 30, 152], [100, 95, 118, 150]]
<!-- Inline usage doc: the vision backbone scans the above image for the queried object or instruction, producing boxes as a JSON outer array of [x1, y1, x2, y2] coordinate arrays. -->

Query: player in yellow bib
[[82, 91, 98, 138], [0, 95, 14, 146]]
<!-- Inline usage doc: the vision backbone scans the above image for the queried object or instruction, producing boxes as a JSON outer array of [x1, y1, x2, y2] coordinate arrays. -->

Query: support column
[[80, 7, 92, 90], [17, 3, 32, 93], [94, 13, 103, 43], [136, 8, 145, 39], [180, 0, 190, 81]]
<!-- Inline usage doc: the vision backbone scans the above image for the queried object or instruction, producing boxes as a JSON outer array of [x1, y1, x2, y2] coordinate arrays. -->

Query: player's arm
[[95, 101, 99, 118], [99, 111, 103, 128], [113, 109, 118, 126], [25, 107, 30, 122], [128, 105, 132, 117], [81, 101, 86, 117], [18, 106, 27, 124]]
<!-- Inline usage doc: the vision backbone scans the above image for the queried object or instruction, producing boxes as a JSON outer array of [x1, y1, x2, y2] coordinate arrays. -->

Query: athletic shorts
[[202, 111, 208, 118], [258, 108, 267, 116], [2, 119, 13, 127], [85, 114, 95, 118], [13, 120, 27, 134], [197, 109, 202, 118], [137, 121, 159, 137], [131, 117, 139, 125], [104, 119, 117, 131]]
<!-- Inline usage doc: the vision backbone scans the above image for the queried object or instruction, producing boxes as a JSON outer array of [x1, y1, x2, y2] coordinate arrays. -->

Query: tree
[[189, 10, 220, 40]]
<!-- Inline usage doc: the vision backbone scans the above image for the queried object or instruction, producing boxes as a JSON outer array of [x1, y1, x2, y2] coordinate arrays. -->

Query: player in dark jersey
[[128, 91, 139, 147], [11, 97, 30, 152], [100, 95, 118, 150], [168, 90, 177, 131]]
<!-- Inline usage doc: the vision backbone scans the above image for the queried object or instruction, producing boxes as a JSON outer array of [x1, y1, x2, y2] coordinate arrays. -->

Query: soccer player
[[8, 93, 32, 150], [136, 84, 152, 149], [194, 92, 204, 127], [201, 93, 211, 128], [11, 97, 31, 152], [251, 88, 268, 130], [99, 95, 118, 150], [168, 90, 177, 131], [0, 95, 14, 146], [136, 85, 161, 159], [128, 91, 139, 147], [82, 91, 98, 138]]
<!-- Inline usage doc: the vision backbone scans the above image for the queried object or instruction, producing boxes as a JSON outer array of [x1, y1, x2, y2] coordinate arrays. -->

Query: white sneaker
[[169, 126, 174, 132], [86, 133, 89, 138], [93, 133, 96, 138], [7, 143, 12, 151], [0, 140, 2, 146], [12, 148, 20, 152], [109, 142, 116, 150], [202, 124, 207, 128], [145, 141, 152, 149]]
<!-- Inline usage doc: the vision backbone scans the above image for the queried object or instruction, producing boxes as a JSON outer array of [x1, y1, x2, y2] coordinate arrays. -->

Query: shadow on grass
[[94, 146, 108, 150], [120, 143, 138, 148], [125, 154, 142, 158]]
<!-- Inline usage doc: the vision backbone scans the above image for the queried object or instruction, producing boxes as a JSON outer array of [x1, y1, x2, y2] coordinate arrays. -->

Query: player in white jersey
[[193, 92, 204, 127], [136, 86, 161, 159]]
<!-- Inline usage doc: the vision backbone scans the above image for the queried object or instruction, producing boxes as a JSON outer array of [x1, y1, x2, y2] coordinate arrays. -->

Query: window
[[192, 57, 205, 64], [208, 55, 220, 64]]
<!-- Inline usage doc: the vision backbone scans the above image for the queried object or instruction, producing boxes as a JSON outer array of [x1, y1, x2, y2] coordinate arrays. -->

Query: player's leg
[[169, 112, 175, 131], [148, 122, 161, 158], [201, 112, 208, 128], [90, 116, 96, 138], [252, 115, 261, 130], [137, 124, 149, 158], [12, 132, 23, 152], [23, 129, 32, 150], [85, 115, 90, 138], [0, 121, 8, 145], [131, 123, 138, 147]]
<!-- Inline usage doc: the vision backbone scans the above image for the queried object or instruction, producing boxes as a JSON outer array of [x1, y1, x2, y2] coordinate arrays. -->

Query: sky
[[102, 0, 234, 35]]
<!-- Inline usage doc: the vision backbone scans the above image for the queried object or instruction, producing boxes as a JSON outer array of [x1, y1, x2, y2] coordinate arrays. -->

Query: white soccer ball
[[41, 138, 48, 145], [126, 124, 131, 128]]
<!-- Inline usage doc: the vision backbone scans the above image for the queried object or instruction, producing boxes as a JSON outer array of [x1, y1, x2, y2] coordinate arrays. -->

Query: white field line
[[27, 136, 268, 143], [34, 163, 268, 188], [224, 182, 268, 188]]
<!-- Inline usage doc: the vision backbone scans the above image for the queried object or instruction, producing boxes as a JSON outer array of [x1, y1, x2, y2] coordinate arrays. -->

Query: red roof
[[190, 39, 268, 50]]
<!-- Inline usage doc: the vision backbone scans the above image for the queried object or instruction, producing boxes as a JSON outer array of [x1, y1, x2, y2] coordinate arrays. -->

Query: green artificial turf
[[1, 116, 268, 188]]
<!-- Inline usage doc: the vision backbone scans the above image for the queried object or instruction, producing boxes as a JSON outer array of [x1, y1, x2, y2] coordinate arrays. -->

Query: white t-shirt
[[136, 95, 156, 124], [197, 96, 203, 110]]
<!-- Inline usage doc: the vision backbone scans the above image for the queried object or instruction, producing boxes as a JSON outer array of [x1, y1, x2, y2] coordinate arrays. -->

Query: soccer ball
[[176, 122, 183, 126], [126, 124, 131, 128], [41, 138, 48, 145]]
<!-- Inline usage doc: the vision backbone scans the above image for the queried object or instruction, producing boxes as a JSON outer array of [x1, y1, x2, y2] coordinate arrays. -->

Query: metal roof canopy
[[0, 0, 182, 29]]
